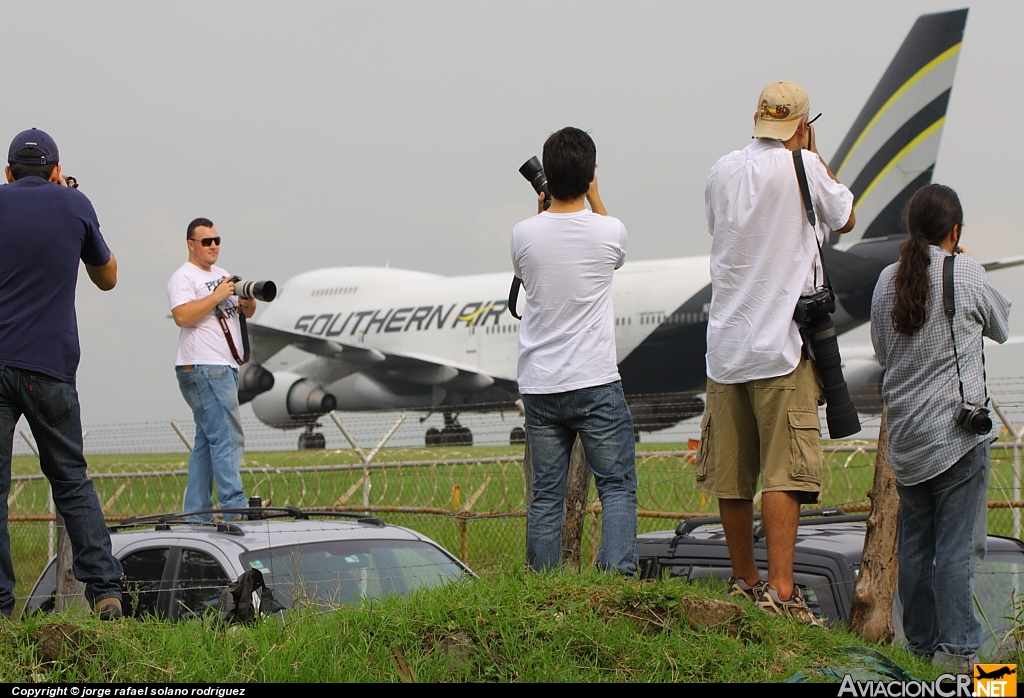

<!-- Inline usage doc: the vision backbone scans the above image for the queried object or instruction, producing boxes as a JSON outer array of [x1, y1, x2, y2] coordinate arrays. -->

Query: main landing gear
[[298, 424, 327, 450], [425, 412, 473, 447]]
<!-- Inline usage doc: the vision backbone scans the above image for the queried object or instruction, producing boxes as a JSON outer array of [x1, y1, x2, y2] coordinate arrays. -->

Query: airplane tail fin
[[829, 9, 968, 250]]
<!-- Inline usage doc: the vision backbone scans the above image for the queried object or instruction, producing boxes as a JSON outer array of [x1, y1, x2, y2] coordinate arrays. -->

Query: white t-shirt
[[511, 209, 626, 394], [167, 262, 243, 368], [705, 139, 854, 384]]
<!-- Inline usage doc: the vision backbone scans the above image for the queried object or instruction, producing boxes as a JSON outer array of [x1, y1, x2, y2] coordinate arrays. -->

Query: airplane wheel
[[299, 431, 327, 450], [510, 427, 526, 445], [425, 428, 442, 447], [441, 425, 472, 446]]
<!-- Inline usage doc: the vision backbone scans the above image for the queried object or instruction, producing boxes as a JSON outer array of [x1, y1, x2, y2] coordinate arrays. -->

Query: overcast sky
[[2, 0, 1022, 426]]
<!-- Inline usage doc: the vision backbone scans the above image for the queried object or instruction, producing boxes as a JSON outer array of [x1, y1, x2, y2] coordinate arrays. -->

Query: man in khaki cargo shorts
[[699, 81, 855, 624]]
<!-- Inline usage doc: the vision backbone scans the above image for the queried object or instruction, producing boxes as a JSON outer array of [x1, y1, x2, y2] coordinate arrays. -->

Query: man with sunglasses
[[167, 218, 255, 520], [699, 82, 855, 624]]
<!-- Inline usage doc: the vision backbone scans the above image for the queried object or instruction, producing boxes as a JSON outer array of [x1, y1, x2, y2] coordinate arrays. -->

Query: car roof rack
[[673, 507, 853, 537], [112, 507, 386, 532]]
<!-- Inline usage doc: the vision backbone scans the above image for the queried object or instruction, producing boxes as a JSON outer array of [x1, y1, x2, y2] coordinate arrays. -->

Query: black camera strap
[[215, 306, 250, 365], [508, 276, 523, 320], [943, 254, 988, 405], [793, 150, 832, 293]]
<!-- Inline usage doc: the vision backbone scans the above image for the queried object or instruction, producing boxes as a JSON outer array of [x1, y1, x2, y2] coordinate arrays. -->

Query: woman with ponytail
[[871, 183, 1011, 672]]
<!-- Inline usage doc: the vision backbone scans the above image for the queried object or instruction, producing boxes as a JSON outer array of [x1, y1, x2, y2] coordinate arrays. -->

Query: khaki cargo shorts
[[696, 359, 824, 504]]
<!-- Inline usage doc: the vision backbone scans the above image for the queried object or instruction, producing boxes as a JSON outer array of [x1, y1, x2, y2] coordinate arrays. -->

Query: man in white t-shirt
[[167, 217, 256, 520], [700, 82, 855, 623], [511, 127, 637, 575]]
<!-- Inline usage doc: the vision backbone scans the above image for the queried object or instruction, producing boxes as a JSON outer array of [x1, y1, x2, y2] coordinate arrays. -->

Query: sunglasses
[[189, 236, 221, 247]]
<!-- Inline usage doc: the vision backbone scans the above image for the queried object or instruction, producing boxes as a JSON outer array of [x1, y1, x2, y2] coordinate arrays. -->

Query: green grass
[[0, 570, 949, 683], [11, 441, 1024, 617]]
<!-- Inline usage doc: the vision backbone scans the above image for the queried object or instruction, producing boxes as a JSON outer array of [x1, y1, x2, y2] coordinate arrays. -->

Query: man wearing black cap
[[0, 128, 123, 619]]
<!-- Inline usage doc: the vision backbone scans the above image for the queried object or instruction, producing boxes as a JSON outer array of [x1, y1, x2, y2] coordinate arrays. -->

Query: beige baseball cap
[[752, 81, 809, 140]]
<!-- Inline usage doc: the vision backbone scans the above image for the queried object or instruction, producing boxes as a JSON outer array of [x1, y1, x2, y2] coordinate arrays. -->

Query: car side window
[[121, 548, 170, 618], [173, 549, 230, 620]]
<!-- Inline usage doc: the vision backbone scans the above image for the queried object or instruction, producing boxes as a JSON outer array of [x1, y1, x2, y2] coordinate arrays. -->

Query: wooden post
[[562, 436, 593, 571], [522, 430, 533, 510], [54, 511, 88, 612], [850, 409, 900, 642]]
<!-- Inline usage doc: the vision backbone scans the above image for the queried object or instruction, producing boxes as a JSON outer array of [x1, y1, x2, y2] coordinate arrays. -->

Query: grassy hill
[[1, 570, 952, 683]]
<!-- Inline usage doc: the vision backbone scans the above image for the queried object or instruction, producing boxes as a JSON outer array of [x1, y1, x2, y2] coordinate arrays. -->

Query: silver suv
[[25, 507, 472, 620]]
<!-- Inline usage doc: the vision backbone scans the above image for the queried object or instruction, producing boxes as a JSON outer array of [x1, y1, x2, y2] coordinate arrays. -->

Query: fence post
[[329, 411, 405, 507], [54, 511, 88, 612], [850, 408, 899, 642], [562, 435, 592, 571], [992, 398, 1023, 538]]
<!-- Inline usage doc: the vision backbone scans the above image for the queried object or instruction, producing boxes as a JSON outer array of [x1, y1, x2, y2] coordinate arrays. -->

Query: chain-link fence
[[10, 385, 1024, 613]]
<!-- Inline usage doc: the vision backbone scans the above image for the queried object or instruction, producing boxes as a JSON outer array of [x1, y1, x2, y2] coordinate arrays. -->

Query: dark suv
[[638, 509, 1024, 655]]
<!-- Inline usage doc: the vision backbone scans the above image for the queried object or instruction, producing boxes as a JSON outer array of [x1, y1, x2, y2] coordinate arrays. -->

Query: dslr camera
[[231, 277, 277, 302], [519, 156, 552, 211], [954, 401, 992, 435]]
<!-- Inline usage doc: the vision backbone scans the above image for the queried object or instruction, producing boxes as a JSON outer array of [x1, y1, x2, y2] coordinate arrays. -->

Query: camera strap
[[793, 150, 832, 293], [943, 254, 988, 405], [508, 276, 523, 320], [215, 306, 250, 365]]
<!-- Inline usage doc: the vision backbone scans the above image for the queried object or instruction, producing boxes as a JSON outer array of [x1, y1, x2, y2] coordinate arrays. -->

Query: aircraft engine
[[251, 371, 338, 428], [843, 358, 884, 415], [237, 363, 275, 404]]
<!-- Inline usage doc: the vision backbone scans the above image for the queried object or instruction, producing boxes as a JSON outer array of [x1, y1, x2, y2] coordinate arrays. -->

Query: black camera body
[[231, 276, 277, 302], [954, 401, 992, 435], [794, 288, 836, 327]]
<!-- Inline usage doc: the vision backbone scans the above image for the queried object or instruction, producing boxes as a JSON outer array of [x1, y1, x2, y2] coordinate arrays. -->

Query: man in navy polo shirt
[[0, 128, 123, 619]]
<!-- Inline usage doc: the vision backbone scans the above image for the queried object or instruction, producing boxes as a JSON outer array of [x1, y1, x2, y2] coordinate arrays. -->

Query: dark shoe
[[94, 597, 122, 620], [756, 585, 825, 627], [726, 577, 766, 603]]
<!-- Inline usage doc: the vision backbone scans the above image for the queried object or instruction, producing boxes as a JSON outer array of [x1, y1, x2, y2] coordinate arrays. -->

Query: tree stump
[[850, 409, 900, 642], [562, 436, 593, 571], [522, 433, 593, 570]]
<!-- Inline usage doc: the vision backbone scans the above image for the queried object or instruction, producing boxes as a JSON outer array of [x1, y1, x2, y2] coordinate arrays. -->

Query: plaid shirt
[[871, 245, 1011, 486]]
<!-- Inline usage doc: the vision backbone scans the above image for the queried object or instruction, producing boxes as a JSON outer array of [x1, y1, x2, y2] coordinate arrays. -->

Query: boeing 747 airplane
[[241, 9, 1017, 447]]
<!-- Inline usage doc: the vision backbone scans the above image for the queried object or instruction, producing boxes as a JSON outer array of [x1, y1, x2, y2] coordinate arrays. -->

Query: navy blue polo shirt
[[0, 176, 110, 381]]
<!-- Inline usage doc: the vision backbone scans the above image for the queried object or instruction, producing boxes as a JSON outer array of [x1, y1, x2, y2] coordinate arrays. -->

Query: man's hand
[[238, 297, 257, 318], [586, 175, 608, 216], [211, 276, 235, 303]]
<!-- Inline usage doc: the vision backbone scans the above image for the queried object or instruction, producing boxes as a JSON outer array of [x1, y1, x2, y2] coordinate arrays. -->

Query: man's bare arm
[[86, 251, 117, 291], [586, 176, 607, 216], [171, 277, 236, 327]]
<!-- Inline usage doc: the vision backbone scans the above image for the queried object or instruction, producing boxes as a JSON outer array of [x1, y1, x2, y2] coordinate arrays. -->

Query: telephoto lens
[[803, 314, 862, 438], [232, 277, 277, 302], [519, 156, 551, 211]]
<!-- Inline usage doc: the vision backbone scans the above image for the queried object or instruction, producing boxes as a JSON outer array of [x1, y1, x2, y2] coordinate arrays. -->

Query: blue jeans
[[0, 366, 122, 616], [522, 381, 638, 575], [176, 365, 247, 521], [897, 440, 989, 659]]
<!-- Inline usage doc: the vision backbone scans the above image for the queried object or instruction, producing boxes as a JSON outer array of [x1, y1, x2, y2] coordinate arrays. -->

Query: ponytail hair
[[890, 183, 963, 334]]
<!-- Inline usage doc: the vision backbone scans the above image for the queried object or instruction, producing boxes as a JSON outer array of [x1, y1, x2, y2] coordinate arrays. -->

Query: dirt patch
[[677, 596, 745, 630], [427, 630, 475, 661], [32, 623, 97, 666]]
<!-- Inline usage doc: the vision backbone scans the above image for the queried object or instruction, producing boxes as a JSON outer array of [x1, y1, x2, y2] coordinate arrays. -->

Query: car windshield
[[239, 539, 465, 608]]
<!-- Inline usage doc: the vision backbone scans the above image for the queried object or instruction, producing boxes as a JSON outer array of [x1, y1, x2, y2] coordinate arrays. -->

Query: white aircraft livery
[[245, 9, 975, 446]]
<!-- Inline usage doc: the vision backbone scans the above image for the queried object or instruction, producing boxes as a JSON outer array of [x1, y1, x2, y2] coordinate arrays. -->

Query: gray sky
[[2, 0, 1021, 425]]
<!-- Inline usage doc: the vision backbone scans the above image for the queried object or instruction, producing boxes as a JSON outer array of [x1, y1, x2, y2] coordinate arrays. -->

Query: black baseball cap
[[7, 128, 59, 165]]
